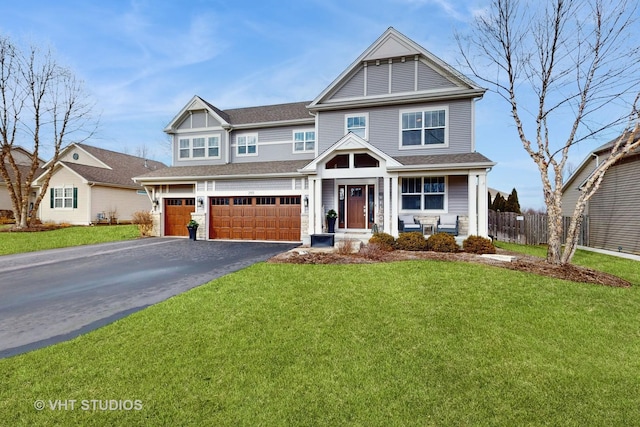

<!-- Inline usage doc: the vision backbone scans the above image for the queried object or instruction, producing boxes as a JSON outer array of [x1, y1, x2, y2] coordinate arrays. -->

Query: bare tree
[[0, 36, 95, 228], [457, 0, 640, 264]]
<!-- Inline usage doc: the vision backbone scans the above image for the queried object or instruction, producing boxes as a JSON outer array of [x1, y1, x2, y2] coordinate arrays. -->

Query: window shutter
[[50, 188, 54, 208], [73, 187, 78, 209]]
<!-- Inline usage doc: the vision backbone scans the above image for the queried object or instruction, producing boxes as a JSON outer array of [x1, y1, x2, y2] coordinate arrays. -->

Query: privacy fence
[[488, 210, 589, 246]]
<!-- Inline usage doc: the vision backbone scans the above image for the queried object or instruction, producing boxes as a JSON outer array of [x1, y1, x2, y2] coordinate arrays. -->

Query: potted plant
[[326, 209, 337, 233], [187, 219, 199, 241]]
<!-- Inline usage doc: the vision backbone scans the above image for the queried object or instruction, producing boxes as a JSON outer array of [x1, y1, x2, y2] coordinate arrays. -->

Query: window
[[326, 154, 350, 169], [401, 177, 445, 210], [346, 114, 368, 139], [179, 139, 190, 158], [208, 136, 220, 157], [178, 135, 221, 159], [294, 130, 315, 152], [401, 108, 447, 147], [192, 138, 205, 158], [50, 187, 77, 209], [237, 134, 257, 156]]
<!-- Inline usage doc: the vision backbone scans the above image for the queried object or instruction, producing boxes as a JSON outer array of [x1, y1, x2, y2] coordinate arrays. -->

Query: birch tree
[[0, 36, 95, 228], [457, 0, 640, 264]]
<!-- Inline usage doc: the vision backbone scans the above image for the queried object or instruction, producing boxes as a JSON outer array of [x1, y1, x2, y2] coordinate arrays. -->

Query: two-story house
[[135, 27, 495, 244]]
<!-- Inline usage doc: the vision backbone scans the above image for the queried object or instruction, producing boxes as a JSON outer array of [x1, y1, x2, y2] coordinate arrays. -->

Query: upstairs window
[[401, 108, 447, 147], [346, 114, 368, 139], [294, 130, 315, 152], [178, 134, 221, 160], [237, 134, 257, 156]]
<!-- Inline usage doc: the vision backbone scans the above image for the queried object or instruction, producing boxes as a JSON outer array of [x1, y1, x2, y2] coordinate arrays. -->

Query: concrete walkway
[[577, 245, 640, 261]]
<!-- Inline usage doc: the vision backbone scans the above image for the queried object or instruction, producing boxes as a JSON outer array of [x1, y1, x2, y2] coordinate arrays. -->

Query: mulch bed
[[268, 247, 632, 288]]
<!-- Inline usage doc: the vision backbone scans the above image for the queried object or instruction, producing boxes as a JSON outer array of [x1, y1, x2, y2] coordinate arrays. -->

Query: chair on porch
[[398, 215, 422, 233], [436, 214, 459, 236]]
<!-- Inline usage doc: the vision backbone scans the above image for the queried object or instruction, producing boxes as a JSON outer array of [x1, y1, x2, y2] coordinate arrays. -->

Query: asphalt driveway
[[0, 238, 297, 359]]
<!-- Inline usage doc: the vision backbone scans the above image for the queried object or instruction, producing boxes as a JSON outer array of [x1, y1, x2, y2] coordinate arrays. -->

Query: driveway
[[0, 238, 296, 359]]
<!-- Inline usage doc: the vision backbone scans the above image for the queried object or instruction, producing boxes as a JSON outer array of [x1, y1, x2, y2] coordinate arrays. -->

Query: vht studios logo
[[34, 399, 143, 411]]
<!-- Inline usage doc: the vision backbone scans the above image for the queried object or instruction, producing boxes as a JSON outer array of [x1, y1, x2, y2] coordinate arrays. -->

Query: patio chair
[[437, 214, 459, 236], [398, 215, 422, 233]]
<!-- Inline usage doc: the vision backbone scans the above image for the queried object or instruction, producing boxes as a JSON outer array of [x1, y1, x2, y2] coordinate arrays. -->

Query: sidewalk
[[577, 245, 640, 261]]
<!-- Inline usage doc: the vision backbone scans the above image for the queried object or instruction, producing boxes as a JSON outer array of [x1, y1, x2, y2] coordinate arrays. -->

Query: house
[[0, 146, 43, 218], [562, 134, 640, 255], [135, 27, 495, 243], [33, 143, 166, 225]]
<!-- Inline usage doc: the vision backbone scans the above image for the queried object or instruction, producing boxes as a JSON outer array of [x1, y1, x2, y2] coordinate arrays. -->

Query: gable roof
[[308, 27, 485, 111], [36, 143, 167, 189], [164, 96, 313, 133]]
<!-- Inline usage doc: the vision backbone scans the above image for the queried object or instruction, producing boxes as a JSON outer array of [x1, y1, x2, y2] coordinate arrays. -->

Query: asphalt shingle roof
[[220, 101, 313, 125], [65, 144, 167, 188]]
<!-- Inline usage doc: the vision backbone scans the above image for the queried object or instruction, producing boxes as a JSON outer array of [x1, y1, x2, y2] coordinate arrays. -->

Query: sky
[[0, 0, 632, 210]]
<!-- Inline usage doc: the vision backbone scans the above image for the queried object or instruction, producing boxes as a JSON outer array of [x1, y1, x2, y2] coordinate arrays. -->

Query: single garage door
[[210, 196, 301, 241], [164, 198, 195, 236]]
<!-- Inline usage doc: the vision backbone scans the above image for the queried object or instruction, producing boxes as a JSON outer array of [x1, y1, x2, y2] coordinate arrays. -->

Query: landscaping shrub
[[336, 239, 358, 255], [463, 235, 496, 254], [131, 210, 154, 237], [426, 232, 459, 253], [369, 232, 396, 251], [396, 231, 428, 251], [359, 242, 389, 261]]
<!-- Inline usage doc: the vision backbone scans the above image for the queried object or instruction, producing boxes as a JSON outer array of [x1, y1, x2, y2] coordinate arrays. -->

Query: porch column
[[383, 176, 390, 233], [391, 175, 399, 236], [477, 171, 488, 237], [468, 173, 478, 236], [314, 178, 323, 233]]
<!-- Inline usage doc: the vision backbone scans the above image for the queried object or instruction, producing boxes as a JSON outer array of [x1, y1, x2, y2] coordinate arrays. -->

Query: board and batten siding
[[317, 99, 473, 156], [587, 154, 640, 254], [329, 58, 458, 101]]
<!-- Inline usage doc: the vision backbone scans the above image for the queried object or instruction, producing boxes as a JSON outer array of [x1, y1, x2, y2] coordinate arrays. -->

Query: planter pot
[[327, 217, 337, 233], [187, 226, 198, 241]]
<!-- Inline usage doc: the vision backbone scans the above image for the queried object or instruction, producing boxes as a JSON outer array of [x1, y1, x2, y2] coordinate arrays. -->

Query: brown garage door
[[164, 198, 195, 236], [210, 196, 301, 241]]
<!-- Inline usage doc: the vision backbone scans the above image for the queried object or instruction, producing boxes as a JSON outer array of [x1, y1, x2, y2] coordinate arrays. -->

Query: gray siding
[[417, 61, 456, 90], [317, 99, 474, 156], [561, 157, 596, 216], [391, 59, 414, 93], [367, 62, 390, 96], [230, 124, 316, 163], [172, 131, 229, 166], [322, 179, 335, 212], [588, 155, 640, 254], [177, 111, 223, 130], [448, 175, 468, 215], [333, 67, 365, 99], [216, 178, 294, 192]]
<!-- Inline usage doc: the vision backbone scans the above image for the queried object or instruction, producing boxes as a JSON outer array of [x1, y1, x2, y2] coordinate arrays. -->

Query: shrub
[[426, 232, 459, 253], [396, 231, 428, 251], [463, 235, 496, 254], [336, 239, 358, 255], [131, 210, 154, 237], [369, 232, 396, 251], [359, 242, 390, 261]]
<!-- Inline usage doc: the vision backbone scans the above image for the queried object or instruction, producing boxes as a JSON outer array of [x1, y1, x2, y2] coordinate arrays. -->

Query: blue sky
[[0, 0, 622, 210]]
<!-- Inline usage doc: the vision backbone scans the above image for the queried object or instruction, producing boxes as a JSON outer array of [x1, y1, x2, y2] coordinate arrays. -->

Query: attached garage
[[210, 196, 301, 241], [164, 198, 195, 236]]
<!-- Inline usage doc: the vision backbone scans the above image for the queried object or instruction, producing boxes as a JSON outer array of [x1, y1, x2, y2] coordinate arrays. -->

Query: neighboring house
[[33, 143, 166, 225], [488, 187, 509, 204], [562, 134, 640, 255], [135, 27, 495, 243], [0, 146, 43, 216]]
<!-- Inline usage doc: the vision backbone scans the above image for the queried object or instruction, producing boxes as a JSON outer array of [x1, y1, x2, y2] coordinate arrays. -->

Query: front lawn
[[0, 225, 140, 255], [1, 256, 639, 425]]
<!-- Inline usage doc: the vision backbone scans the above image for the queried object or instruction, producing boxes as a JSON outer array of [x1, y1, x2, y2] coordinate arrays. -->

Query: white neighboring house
[[34, 143, 166, 225]]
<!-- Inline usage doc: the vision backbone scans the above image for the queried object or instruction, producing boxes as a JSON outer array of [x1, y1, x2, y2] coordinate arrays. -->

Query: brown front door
[[347, 185, 366, 229]]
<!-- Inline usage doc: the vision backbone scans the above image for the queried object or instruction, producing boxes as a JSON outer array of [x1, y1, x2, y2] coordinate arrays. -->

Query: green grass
[[1, 257, 639, 426], [0, 225, 140, 255]]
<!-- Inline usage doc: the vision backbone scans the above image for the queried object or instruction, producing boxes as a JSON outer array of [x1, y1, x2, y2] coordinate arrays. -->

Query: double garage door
[[210, 196, 301, 241], [164, 196, 301, 241]]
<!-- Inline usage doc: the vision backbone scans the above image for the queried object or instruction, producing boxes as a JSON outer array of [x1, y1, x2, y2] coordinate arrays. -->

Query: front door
[[346, 185, 366, 229]]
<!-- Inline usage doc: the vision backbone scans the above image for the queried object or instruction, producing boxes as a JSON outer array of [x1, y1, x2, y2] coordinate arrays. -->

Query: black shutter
[[73, 187, 78, 209], [50, 188, 54, 208]]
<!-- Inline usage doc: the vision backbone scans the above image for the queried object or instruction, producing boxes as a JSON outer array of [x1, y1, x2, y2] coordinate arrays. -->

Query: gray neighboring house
[[33, 143, 167, 225], [135, 27, 495, 243], [562, 134, 640, 255]]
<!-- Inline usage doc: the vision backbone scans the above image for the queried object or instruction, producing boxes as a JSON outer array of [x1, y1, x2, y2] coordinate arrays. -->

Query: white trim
[[398, 105, 449, 150], [176, 133, 222, 161], [292, 128, 316, 154], [398, 175, 448, 213], [235, 132, 259, 157]]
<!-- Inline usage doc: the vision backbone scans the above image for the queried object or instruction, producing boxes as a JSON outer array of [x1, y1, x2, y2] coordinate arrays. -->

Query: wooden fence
[[488, 210, 589, 246]]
